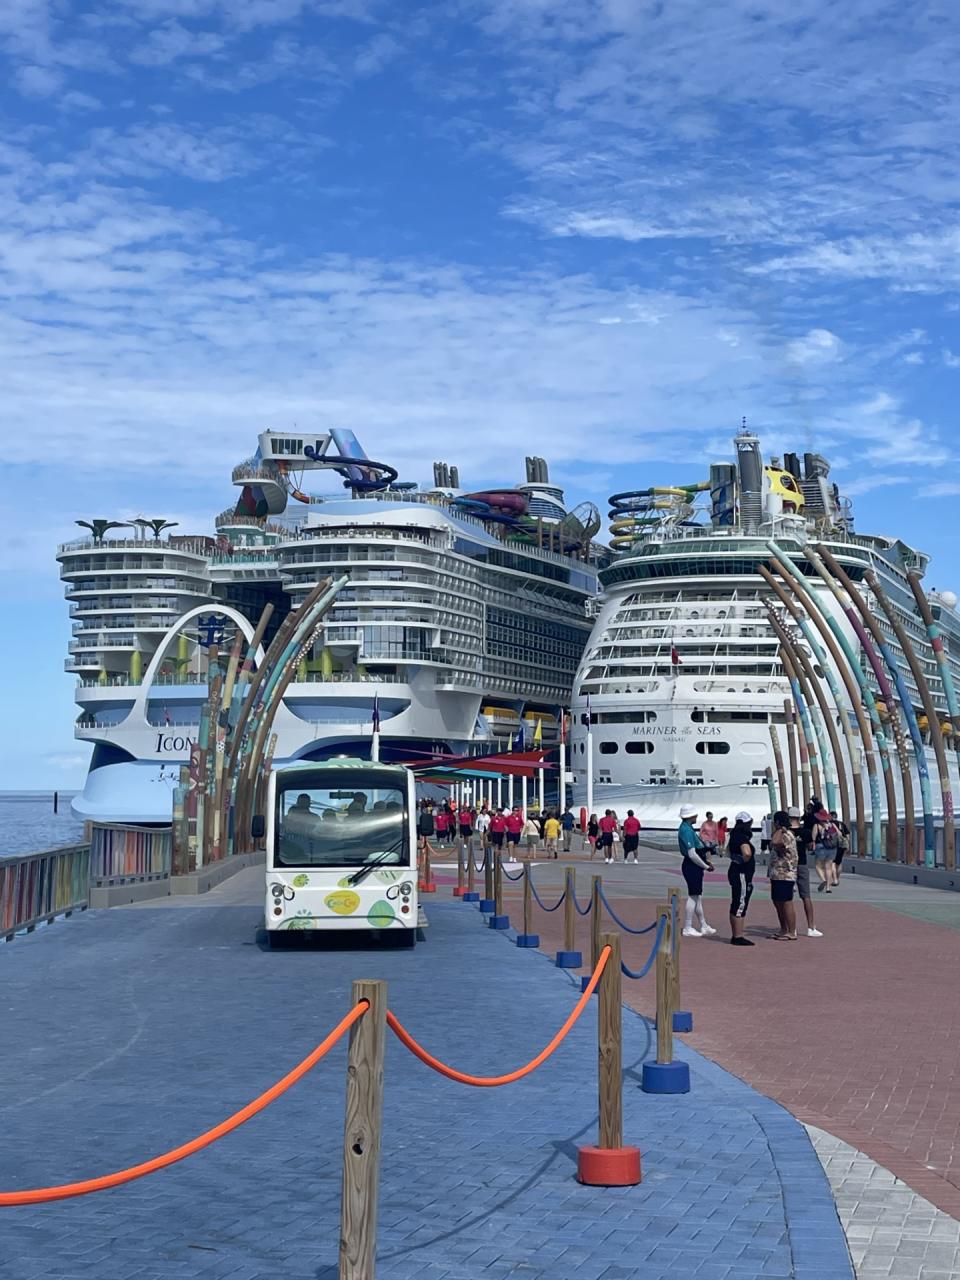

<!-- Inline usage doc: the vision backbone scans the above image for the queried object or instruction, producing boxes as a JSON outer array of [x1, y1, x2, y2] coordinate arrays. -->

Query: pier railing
[[0, 845, 91, 941], [89, 825, 172, 889]]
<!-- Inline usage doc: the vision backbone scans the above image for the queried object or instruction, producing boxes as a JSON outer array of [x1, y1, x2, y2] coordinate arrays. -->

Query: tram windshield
[[275, 775, 408, 869]]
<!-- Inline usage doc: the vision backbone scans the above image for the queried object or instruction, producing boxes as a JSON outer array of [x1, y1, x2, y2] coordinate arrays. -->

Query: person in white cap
[[677, 805, 716, 936], [727, 812, 756, 946]]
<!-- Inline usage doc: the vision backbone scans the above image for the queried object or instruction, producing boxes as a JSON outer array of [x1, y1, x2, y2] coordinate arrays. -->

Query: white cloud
[[921, 483, 960, 498], [943, 350, 960, 369], [15, 63, 62, 96], [785, 329, 843, 366], [60, 90, 101, 110], [354, 32, 399, 76]]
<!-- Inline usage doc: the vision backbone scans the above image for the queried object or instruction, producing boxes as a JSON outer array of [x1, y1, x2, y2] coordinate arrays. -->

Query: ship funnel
[[449, 465, 460, 489], [525, 456, 549, 483], [735, 430, 763, 532]]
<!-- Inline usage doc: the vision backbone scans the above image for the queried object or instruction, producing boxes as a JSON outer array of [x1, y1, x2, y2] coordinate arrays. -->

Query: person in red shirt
[[434, 807, 449, 847], [598, 810, 618, 863], [458, 807, 473, 842], [489, 808, 507, 849], [622, 809, 642, 864], [505, 806, 524, 848], [717, 816, 728, 854]]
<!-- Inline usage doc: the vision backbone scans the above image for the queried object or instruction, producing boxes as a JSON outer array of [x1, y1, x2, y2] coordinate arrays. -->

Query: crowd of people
[[678, 798, 849, 945], [416, 797, 579, 858]]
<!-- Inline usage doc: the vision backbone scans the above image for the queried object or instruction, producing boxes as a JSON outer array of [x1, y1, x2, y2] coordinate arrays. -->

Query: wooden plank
[[339, 980, 386, 1280], [597, 931, 622, 1150]]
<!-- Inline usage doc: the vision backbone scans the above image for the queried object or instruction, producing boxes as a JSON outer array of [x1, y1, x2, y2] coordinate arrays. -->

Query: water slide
[[608, 482, 710, 549]]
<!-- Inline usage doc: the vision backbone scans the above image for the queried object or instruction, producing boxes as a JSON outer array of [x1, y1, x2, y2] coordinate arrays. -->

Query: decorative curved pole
[[805, 548, 906, 862], [816, 547, 928, 865], [784, 701, 800, 808], [767, 609, 833, 808], [867, 569, 955, 869], [768, 550, 885, 860], [767, 602, 851, 832], [760, 565, 867, 854], [778, 645, 816, 799], [768, 721, 788, 811], [764, 766, 778, 816]]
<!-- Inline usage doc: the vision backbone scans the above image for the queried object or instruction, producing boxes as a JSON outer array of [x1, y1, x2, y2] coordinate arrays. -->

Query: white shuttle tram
[[258, 760, 419, 946]]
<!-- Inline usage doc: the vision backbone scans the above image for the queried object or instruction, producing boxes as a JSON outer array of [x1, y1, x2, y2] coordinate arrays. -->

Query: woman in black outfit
[[727, 810, 755, 947]]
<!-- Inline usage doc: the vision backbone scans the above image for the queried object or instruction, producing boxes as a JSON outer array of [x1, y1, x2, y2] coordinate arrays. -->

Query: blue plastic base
[[641, 1060, 691, 1094], [580, 974, 598, 994], [478, 899, 495, 914], [489, 914, 510, 930], [673, 1010, 694, 1033], [516, 934, 540, 948], [462, 892, 480, 902], [555, 950, 582, 969]]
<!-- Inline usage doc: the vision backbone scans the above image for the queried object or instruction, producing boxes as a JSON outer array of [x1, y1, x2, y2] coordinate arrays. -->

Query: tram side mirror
[[251, 814, 265, 839]]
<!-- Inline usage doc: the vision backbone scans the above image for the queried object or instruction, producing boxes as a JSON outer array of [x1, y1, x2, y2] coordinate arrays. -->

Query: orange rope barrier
[[0, 1001, 368, 1206], [385, 946, 610, 1086]]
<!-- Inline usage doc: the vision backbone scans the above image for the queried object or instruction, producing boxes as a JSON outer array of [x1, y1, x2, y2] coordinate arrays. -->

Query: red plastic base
[[576, 1145, 641, 1186], [418, 881, 437, 893], [452, 886, 466, 897]]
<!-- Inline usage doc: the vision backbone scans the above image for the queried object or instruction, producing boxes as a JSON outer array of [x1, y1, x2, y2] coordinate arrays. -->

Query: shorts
[[459, 825, 472, 839], [623, 835, 639, 854], [490, 830, 504, 848], [682, 860, 704, 897], [796, 864, 811, 900], [506, 831, 520, 845], [599, 831, 614, 849], [814, 844, 836, 862], [771, 879, 795, 903], [760, 839, 770, 852], [728, 864, 754, 918], [835, 846, 846, 866]]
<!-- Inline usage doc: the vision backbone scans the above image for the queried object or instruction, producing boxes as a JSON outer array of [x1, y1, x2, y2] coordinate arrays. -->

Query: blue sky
[[2, 0, 959, 789]]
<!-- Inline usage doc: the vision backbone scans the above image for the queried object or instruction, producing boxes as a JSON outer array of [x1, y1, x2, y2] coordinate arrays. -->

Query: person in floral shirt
[[768, 810, 798, 941]]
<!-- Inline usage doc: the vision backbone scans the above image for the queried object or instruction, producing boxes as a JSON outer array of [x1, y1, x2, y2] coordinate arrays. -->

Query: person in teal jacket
[[678, 804, 716, 937]]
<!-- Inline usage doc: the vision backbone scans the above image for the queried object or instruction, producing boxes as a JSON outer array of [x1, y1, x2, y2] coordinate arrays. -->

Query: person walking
[[474, 807, 491, 846], [793, 805, 823, 936], [417, 803, 435, 855], [560, 806, 575, 853], [760, 812, 773, 854], [586, 813, 599, 858], [727, 811, 756, 946], [505, 805, 524, 852], [522, 812, 541, 857], [434, 805, 449, 847], [598, 809, 618, 863], [717, 815, 728, 855], [677, 805, 716, 937], [768, 810, 799, 940], [489, 807, 506, 852], [814, 806, 839, 892], [458, 804, 473, 846], [831, 810, 849, 885], [699, 811, 719, 847], [622, 809, 641, 863], [543, 811, 561, 858]]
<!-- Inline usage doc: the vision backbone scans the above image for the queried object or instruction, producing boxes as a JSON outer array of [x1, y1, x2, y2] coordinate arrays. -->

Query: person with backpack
[[815, 806, 840, 892]]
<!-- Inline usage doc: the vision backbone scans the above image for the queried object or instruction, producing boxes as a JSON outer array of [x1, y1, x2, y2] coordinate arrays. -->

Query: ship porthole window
[[696, 741, 730, 755], [599, 741, 619, 754], [626, 741, 653, 754]]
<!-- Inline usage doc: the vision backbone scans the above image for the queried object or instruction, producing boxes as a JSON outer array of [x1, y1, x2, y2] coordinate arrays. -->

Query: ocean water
[[0, 793, 86, 858]]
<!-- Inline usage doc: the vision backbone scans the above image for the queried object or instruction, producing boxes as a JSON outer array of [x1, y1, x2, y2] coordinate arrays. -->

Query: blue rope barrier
[[501, 865, 524, 881], [571, 888, 592, 916], [598, 885, 657, 935], [620, 915, 665, 980], [530, 879, 566, 912]]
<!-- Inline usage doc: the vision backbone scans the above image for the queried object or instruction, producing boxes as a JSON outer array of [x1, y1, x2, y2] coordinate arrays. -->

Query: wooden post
[[598, 931, 622, 1149], [590, 875, 602, 971], [494, 853, 503, 917], [484, 847, 494, 902], [667, 887, 681, 1012], [564, 866, 576, 954], [454, 841, 465, 897], [339, 980, 385, 1280], [655, 905, 673, 1065], [523, 863, 532, 937], [466, 842, 476, 896]]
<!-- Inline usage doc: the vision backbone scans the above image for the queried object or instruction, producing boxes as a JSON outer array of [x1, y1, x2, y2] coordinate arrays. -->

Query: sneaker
[[699, 924, 718, 936], [681, 927, 702, 938], [817, 881, 826, 892], [806, 928, 823, 937], [730, 937, 755, 947]]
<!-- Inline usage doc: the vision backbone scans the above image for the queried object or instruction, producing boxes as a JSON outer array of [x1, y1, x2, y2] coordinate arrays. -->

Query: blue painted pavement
[[0, 899, 852, 1279]]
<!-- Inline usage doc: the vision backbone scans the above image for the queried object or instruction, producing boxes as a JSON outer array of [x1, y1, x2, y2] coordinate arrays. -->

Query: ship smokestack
[[735, 429, 763, 533]]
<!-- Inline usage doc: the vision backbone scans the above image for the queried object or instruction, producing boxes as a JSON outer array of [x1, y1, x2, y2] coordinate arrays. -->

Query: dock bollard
[[339, 980, 385, 1280], [453, 841, 467, 897], [479, 847, 495, 914], [516, 863, 539, 947], [577, 932, 641, 1185], [489, 854, 510, 929], [642, 905, 690, 1094], [581, 874, 602, 993], [463, 841, 479, 902], [668, 887, 693, 1032], [556, 866, 582, 968]]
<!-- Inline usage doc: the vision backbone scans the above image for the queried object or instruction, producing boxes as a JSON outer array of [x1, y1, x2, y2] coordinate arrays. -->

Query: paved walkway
[[0, 871, 850, 1279], [493, 842, 960, 1226]]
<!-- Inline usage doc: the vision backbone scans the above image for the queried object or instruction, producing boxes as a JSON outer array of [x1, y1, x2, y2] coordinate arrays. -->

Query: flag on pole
[[533, 718, 543, 747], [511, 725, 525, 752], [372, 691, 380, 731], [671, 643, 682, 666]]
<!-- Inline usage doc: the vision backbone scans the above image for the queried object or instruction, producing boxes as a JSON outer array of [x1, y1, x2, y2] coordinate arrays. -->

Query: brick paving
[[497, 846, 960, 1222], [0, 874, 850, 1279]]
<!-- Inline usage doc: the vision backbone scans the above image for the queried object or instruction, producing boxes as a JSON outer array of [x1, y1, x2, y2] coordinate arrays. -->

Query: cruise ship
[[59, 430, 604, 824], [569, 429, 960, 834]]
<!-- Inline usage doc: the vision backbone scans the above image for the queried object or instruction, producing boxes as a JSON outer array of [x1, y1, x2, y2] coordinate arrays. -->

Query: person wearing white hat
[[677, 805, 716, 937], [727, 812, 756, 946]]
